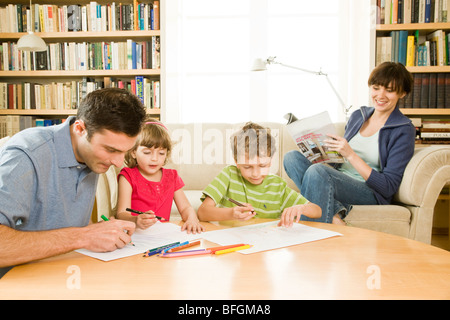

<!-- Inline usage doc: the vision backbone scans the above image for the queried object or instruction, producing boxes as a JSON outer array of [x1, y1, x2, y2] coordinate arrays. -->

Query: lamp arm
[[267, 57, 352, 115], [276, 62, 325, 76]]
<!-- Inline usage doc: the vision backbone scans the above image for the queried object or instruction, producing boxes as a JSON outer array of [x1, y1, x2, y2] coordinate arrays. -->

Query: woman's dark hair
[[368, 62, 413, 94], [77, 88, 147, 140]]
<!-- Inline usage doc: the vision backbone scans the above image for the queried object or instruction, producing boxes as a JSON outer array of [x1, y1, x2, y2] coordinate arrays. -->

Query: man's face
[[72, 120, 137, 173]]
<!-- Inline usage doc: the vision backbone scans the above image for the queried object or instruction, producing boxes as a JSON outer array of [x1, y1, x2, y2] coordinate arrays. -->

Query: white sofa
[[95, 122, 450, 244]]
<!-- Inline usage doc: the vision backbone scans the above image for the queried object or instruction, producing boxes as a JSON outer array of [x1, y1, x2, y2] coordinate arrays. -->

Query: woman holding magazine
[[283, 62, 416, 225]]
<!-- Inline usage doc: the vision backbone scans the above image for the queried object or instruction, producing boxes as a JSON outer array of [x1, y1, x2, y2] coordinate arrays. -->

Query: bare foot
[[332, 214, 346, 225]]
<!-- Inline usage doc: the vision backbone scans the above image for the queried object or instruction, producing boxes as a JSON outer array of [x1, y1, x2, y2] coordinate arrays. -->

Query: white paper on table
[[202, 221, 342, 254], [76, 221, 202, 261]]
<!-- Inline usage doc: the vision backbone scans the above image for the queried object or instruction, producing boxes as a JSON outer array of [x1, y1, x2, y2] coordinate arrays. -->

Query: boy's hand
[[278, 205, 303, 228], [232, 205, 256, 221], [136, 211, 158, 230]]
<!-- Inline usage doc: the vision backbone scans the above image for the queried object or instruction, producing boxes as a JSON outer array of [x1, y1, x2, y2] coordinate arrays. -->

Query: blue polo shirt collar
[[54, 116, 87, 169]]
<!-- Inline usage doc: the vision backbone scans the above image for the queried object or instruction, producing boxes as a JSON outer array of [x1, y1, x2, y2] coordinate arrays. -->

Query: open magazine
[[285, 111, 344, 164]]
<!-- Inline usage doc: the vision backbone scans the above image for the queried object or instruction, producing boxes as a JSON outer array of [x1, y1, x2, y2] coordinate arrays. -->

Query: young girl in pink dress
[[116, 119, 204, 234]]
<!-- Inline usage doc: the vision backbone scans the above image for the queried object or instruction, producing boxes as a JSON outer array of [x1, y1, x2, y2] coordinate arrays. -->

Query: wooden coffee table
[[1, 220, 449, 300]]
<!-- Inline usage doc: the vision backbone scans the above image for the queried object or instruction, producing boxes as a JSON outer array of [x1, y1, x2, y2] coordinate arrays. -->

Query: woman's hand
[[324, 134, 356, 160]]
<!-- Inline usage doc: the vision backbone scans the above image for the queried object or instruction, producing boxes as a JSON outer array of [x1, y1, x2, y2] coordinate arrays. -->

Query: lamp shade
[[251, 58, 268, 71], [17, 32, 47, 52]]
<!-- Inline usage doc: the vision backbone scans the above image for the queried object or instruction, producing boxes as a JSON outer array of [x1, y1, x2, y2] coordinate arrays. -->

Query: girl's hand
[[232, 204, 256, 221], [181, 218, 205, 234], [136, 211, 158, 230]]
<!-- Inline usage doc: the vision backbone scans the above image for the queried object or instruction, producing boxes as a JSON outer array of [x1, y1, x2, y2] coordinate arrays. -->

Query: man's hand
[[81, 218, 136, 252]]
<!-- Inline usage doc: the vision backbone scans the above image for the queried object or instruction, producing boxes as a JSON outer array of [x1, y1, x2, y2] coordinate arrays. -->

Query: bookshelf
[[0, 0, 163, 136], [372, 0, 450, 145]]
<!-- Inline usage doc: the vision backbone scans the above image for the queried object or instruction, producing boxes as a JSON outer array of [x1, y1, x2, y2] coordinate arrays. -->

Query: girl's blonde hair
[[125, 118, 172, 167]]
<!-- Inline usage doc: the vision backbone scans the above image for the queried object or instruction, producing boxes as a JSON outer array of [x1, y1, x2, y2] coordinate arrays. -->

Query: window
[[164, 0, 372, 123]]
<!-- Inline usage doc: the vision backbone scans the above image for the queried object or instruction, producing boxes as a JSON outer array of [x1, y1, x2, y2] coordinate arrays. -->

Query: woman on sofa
[[283, 62, 416, 225]]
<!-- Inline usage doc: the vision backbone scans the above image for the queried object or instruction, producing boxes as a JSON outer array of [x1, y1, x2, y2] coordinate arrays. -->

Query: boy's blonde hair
[[125, 118, 172, 167], [230, 122, 277, 163]]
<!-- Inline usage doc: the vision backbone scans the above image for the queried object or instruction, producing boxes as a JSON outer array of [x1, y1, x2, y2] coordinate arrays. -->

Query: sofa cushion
[[345, 205, 411, 238]]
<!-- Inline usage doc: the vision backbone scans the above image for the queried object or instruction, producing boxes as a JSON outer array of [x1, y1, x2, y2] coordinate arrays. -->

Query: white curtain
[[163, 0, 373, 124]]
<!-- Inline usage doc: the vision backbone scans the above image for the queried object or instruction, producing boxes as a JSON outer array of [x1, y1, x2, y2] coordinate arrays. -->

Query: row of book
[[411, 117, 450, 144], [398, 73, 450, 108], [376, 29, 449, 67], [0, 76, 160, 111], [0, 116, 65, 138], [376, 0, 450, 24], [0, 38, 160, 71], [0, 1, 160, 33]]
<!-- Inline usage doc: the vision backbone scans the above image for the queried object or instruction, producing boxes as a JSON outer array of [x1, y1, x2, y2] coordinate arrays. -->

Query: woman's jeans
[[283, 150, 378, 223]]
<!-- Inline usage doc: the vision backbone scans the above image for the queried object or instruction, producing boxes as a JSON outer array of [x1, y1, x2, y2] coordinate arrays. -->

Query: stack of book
[[420, 118, 450, 144], [0, 1, 160, 33]]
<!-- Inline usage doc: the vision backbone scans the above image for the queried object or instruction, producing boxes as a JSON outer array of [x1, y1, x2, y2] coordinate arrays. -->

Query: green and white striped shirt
[[201, 165, 309, 219]]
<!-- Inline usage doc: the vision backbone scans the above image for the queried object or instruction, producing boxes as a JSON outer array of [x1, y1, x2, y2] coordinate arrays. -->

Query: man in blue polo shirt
[[0, 88, 146, 278]]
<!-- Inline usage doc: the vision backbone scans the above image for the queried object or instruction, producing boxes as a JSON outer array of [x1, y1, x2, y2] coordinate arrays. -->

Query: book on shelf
[[376, 29, 449, 67], [399, 72, 449, 108], [409, 118, 450, 144], [377, 0, 450, 24], [0, 38, 160, 71], [284, 111, 344, 164], [0, 1, 160, 33], [0, 77, 160, 111], [0, 115, 65, 138]]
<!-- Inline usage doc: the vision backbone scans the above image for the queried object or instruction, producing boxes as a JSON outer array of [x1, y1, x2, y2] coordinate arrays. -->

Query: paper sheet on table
[[202, 221, 342, 254], [76, 221, 201, 261]]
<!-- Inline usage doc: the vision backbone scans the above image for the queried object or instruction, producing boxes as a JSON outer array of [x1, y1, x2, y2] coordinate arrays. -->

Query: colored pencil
[[167, 240, 201, 252], [208, 243, 246, 254], [143, 242, 180, 257], [214, 244, 251, 255], [159, 249, 212, 258], [126, 208, 164, 220], [227, 198, 255, 214], [162, 241, 189, 253]]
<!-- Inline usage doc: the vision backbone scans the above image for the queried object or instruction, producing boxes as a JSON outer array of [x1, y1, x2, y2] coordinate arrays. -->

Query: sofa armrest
[[394, 146, 450, 207]]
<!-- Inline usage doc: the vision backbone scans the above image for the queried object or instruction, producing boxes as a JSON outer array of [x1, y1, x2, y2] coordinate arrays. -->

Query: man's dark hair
[[77, 88, 147, 139]]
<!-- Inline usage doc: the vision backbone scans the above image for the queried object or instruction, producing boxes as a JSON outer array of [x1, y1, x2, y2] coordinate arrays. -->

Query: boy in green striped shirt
[[198, 122, 321, 227]]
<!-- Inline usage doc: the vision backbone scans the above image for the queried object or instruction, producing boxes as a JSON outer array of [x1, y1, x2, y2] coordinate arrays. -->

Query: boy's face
[[235, 155, 272, 185]]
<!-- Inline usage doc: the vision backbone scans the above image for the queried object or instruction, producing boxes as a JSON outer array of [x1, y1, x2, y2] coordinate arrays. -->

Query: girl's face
[[370, 83, 406, 114], [132, 145, 167, 178]]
